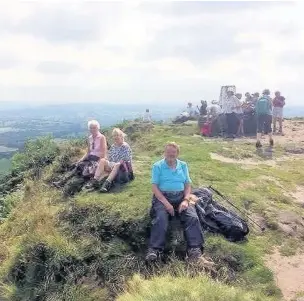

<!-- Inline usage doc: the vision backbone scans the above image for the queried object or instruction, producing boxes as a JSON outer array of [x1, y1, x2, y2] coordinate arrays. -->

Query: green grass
[[117, 274, 276, 301], [0, 122, 304, 300]]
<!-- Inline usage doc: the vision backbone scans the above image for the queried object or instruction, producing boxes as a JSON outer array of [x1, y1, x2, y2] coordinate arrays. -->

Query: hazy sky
[[0, 1, 302, 105]]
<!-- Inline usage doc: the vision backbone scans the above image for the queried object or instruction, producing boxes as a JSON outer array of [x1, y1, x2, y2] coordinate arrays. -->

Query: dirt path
[[210, 120, 304, 166], [210, 152, 277, 166], [210, 120, 304, 300], [291, 186, 304, 207], [242, 119, 304, 146], [266, 249, 304, 301]]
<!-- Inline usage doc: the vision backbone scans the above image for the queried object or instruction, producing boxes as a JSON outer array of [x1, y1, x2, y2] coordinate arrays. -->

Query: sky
[[0, 0, 303, 106]]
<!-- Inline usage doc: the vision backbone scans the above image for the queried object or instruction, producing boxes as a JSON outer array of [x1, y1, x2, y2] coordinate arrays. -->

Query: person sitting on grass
[[146, 142, 204, 263], [85, 128, 132, 192], [53, 120, 107, 188], [255, 89, 274, 148]]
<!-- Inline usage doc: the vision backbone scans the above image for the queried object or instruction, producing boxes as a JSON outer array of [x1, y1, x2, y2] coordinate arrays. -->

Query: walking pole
[[209, 186, 265, 231]]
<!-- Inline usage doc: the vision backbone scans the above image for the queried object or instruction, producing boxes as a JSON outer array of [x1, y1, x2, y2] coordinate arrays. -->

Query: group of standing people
[[207, 89, 286, 146]]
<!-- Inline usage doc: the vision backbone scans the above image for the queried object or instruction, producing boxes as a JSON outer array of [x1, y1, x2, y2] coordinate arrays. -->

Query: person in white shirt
[[235, 93, 244, 136], [143, 109, 152, 123], [186, 102, 197, 117], [224, 91, 241, 137], [207, 100, 222, 117]]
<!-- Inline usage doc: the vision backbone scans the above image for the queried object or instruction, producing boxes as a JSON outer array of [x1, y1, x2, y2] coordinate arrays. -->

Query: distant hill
[[284, 106, 304, 118], [0, 102, 182, 126], [0, 102, 303, 174], [1, 102, 303, 124]]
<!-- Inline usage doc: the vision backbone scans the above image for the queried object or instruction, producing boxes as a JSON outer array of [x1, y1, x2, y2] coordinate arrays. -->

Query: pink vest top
[[88, 132, 104, 158]]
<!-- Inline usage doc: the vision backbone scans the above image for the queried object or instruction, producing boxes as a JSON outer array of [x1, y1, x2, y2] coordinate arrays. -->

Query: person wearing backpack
[[255, 89, 274, 148]]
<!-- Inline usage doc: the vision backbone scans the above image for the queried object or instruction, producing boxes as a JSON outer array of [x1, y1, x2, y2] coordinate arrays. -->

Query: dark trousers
[[226, 113, 238, 136], [257, 114, 272, 134], [149, 192, 203, 250]]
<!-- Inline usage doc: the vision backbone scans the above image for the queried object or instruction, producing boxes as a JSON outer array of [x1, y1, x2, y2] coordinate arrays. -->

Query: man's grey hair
[[88, 120, 100, 130]]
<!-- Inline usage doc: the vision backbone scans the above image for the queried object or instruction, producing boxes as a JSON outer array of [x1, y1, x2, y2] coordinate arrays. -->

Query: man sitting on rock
[[146, 142, 204, 262]]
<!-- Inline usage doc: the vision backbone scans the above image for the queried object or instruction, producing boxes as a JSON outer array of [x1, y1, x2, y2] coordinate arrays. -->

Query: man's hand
[[71, 161, 80, 168], [178, 200, 189, 213], [164, 201, 175, 216]]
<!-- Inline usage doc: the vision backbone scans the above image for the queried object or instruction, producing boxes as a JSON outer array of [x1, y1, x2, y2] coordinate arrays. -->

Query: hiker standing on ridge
[[245, 92, 253, 104], [255, 89, 274, 148], [199, 100, 208, 116], [272, 91, 286, 135], [235, 93, 244, 137], [143, 109, 152, 123], [146, 142, 204, 262], [223, 90, 240, 138], [186, 102, 197, 117], [252, 92, 260, 105]]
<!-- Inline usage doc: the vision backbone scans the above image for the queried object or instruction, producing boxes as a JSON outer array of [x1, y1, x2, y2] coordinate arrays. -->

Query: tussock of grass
[[117, 274, 276, 301], [45, 285, 109, 301]]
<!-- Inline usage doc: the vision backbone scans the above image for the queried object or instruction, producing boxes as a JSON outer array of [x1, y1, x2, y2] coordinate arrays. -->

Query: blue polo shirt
[[151, 159, 192, 192]]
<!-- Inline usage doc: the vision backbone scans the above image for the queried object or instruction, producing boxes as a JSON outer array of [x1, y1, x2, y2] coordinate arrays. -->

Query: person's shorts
[[257, 114, 272, 134], [273, 107, 283, 118], [237, 113, 244, 121], [108, 161, 117, 170]]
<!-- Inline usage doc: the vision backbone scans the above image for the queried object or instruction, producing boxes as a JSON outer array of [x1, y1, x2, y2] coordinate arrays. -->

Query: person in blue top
[[146, 142, 204, 262]]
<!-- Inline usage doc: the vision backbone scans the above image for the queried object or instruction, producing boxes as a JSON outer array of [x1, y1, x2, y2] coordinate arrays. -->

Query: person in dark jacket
[[199, 100, 208, 116], [146, 142, 204, 262]]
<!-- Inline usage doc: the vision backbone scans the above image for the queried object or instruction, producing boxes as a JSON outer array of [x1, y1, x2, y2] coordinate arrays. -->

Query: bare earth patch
[[258, 176, 285, 188], [242, 120, 304, 147], [210, 152, 302, 167], [210, 153, 276, 166], [266, 249, 304, 301], [291, 186, 304, 207]]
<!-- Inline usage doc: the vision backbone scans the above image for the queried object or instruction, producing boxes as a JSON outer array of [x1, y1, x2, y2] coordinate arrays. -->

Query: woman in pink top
[[78, 120, 107, 164], [53, 120, 107, 188]]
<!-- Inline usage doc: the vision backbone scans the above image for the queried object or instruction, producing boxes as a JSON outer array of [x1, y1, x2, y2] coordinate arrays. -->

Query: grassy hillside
[[0, 121, 303, 301]]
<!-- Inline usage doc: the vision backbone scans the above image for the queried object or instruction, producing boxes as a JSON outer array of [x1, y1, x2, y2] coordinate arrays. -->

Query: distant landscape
[[0, 102, 303, 174], [0, 102, 182, 174]]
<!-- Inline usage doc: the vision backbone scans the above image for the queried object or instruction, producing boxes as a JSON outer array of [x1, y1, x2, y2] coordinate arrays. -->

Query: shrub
[[11, 136, 59, 174]]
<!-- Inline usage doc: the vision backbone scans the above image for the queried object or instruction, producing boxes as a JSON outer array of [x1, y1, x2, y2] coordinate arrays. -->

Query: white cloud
[[0, 1, 302, 105]]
